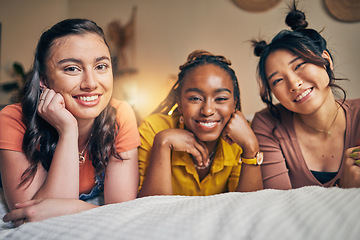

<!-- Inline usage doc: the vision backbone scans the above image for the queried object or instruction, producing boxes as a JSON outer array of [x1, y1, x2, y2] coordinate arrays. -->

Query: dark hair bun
[[252, 40, 267, 57], [185, 50, 213, 63], [285, 9, 308, 31], [179, 50, 231, 70]]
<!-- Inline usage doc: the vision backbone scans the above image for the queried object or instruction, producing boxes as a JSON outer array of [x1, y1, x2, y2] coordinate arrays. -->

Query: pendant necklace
[[79, 133, 92, 164], [297, 105, 339, 137]]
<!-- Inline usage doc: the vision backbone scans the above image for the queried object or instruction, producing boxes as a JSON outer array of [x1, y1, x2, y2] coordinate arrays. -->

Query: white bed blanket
[[0, 186, 358, 240]]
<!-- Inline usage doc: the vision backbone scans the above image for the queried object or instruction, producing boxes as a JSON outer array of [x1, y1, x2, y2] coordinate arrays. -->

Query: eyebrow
[[267, 56, 302, 81], [95, 56, 111, 62], [289, 56, 301, 64], [57, 58, 82, 65], [215, 88, 232, 94], [267, 71, 278, 82], [57, 56, 111, 66], [184, 87, 232, 94]]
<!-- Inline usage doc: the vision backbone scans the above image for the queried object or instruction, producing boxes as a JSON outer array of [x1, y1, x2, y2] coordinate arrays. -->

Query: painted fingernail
[[355, 160, 360, 166], [352, 148, 360, 153], [350, 152, 358, 158]]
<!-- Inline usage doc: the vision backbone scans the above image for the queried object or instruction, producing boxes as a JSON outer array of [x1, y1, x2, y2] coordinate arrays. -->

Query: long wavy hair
[[19, 19, 120, 187], [153, 50, 241, 115], [251, 2, 346, 119]]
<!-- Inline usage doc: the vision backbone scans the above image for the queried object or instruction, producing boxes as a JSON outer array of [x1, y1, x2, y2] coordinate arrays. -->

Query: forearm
[[236, 164, 263, 192], [251, 115, 292, 190], [262, 172, 292, 189], [138, 136, 173, 197], [240, 133, 260, 159], [3, 198, 98, 226], [104, 148, 139, 204], [34, 131, 79, 199]]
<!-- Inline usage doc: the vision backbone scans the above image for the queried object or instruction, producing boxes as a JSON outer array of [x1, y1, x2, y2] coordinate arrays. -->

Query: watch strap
[[239, 156, 257, 165], [239, 151, 263, 166]]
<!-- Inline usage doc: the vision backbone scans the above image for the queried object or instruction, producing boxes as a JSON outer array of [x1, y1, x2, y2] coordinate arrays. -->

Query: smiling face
[[178, 64, 235, 143], [265, 49, 332, 114], [44, 33, 113, 120]]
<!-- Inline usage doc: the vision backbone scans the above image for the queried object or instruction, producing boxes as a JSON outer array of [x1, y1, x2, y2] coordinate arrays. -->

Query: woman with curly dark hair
[[138, 50, 263, 197], [251, 3, 360, 190], [0, 18, 140, 226]]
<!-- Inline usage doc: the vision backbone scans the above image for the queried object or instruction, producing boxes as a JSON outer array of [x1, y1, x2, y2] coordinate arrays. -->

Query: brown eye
[[215, 97, 229, 102], [96, 64, 109, 70], [188, 96, 202, 102], [64, 66, 78, 72], [272, 78, 282, 86], [295, 62, 306, 71]]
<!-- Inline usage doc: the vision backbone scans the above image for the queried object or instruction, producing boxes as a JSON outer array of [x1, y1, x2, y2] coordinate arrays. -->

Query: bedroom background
[[0, 0, 359, 122]]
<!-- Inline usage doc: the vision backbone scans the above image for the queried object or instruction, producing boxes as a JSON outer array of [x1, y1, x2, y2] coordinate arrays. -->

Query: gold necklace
[[297, 106, 339, 137], [79, 133, 92, 164]]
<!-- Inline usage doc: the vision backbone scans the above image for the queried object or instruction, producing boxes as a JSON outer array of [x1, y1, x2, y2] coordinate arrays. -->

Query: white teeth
[[79, 95, 99, 102], [199, 122, 216, 127], [295, 89, 312, 102]]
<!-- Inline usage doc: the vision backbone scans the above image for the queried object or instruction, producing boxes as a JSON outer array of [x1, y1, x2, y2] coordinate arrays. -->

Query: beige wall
[[1, 0, 359, 120]]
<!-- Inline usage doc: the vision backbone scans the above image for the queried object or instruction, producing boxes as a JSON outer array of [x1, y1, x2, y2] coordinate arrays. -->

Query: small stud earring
[[179, 116, 184, 124]]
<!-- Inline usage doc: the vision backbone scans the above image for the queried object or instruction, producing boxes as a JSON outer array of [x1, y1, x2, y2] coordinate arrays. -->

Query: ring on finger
[[23, 219, 26, 225]]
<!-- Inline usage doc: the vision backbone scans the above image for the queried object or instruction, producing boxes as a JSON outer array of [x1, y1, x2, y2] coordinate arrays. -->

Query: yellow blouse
[[138, 113, 242, 196]]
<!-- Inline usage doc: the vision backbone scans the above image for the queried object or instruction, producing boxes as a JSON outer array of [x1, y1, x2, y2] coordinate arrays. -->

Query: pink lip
[[293, 87, 313, 103], [73, 94, 101, 107]]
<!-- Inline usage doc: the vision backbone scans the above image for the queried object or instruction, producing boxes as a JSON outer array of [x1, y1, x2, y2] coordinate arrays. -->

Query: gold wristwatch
[[239, 151, 263, 166]]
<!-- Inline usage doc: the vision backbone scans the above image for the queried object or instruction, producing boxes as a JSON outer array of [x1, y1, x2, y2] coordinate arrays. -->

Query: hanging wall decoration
[[324, 0, 360, 22], [232, 0, 281, 12], [107, 6, 138, 76]]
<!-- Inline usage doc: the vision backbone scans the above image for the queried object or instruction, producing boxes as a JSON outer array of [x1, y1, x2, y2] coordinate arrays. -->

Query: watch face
[[257, 152, 264, 165]]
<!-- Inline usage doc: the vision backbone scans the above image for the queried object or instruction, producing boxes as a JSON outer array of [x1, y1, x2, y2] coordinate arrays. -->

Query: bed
[[0, 186, 358, 239]]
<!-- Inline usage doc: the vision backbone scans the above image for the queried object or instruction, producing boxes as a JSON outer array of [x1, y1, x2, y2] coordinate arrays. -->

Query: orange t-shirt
[[0, 99, 140, 194]]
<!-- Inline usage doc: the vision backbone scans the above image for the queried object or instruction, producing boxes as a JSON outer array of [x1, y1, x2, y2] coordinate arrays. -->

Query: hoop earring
[[179, 116, 184, 124]]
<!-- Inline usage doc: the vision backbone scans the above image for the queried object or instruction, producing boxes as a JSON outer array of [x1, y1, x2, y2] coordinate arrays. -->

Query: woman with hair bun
[[251, 3, 360, 189], [138, 50, 263, 197]]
